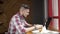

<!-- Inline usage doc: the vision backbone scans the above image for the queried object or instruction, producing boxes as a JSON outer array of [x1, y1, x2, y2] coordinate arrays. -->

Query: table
[[26, 26, 59, 34], [32, 26, 59, 34]]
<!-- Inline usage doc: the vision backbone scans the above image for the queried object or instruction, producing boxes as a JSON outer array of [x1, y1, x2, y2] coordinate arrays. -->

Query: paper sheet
[[32, 26, 59, 34]]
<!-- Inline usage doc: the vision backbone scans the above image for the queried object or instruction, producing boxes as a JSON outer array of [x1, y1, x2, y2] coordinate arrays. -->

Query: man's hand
[[35, 24, 43, 32], [35, 24, 43, 29]]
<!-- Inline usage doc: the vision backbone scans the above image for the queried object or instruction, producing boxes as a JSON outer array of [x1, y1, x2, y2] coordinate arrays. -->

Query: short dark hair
[[20, 4, 30, 9]]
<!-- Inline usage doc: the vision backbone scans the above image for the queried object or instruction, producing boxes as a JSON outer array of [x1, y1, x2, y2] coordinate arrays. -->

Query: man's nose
[[27, 10, 29, 12]]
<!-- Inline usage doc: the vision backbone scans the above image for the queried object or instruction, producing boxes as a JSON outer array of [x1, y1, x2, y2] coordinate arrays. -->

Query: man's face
[[23, 9, 30, 17]]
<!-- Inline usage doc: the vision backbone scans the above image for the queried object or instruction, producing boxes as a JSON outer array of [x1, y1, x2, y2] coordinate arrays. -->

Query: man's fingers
[[35, 25, 43, 29]]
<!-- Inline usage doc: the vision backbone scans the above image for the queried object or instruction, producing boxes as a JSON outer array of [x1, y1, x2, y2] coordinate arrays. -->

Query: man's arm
[[24, 21, 33, 26], [13, 16, 35, 33]]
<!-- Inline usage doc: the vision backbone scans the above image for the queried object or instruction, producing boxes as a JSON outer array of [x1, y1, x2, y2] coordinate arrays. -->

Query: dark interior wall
[[32, 0, 45, 25]]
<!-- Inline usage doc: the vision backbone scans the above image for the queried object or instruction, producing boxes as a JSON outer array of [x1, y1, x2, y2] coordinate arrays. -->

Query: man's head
[[19, 4, 30, 17]]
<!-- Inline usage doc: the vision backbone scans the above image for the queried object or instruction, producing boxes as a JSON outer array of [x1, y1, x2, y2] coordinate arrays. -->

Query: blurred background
[[0, 0, 60, 34]]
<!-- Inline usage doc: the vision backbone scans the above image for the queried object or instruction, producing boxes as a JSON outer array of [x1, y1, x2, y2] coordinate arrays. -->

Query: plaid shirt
[[8, 13, 29, 34]]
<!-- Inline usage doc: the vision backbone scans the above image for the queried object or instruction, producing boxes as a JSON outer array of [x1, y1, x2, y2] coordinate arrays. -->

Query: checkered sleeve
[[8, 20, 14, 34], [13, 16, 26, 33]]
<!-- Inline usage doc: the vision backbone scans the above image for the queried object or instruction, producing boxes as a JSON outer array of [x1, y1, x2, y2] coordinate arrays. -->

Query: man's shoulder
[[11, 13, 19, 19], [9, 13, 20, 23]]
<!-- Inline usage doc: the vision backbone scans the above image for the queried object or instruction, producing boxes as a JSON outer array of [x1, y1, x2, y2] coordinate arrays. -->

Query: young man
[[8, 4, 35, 34], [8, 4, 43, 34]]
